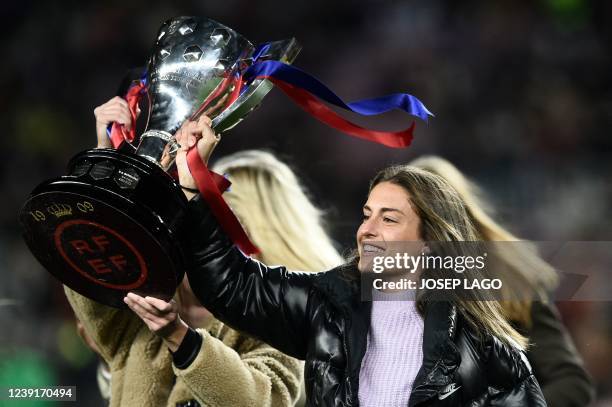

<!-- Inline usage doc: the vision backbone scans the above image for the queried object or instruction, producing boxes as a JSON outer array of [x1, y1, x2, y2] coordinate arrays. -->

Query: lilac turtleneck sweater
[[358, 294, 424, 407]]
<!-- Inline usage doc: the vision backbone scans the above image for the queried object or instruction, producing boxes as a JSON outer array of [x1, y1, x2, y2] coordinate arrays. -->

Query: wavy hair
[[370, 165, 529, 349]]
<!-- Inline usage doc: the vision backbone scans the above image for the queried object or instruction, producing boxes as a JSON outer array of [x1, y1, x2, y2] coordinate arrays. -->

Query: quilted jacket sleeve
[[183, 196, 318, 360]]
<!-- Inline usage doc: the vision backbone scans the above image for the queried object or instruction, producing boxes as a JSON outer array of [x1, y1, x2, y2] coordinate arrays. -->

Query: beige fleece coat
[[65, 288, 303, 407]]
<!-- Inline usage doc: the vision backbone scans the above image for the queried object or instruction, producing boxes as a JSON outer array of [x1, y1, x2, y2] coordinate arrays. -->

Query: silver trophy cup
[[136, 16, 300, 169]]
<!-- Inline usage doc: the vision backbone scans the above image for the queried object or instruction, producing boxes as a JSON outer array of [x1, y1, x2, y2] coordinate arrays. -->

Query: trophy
[[19, 17, 300, 307]]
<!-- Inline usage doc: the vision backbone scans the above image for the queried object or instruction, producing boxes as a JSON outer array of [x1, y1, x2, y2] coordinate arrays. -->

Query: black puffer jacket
[[184, 198, 546, 406]]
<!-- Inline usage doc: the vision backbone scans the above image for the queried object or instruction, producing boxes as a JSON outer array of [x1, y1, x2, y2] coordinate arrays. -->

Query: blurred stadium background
[[1, 0, 611, 405]]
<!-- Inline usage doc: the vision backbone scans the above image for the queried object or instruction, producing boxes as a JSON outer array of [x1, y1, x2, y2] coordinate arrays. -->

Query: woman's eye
[[362, 214, 370, 221], [383, 217, 397, 223]]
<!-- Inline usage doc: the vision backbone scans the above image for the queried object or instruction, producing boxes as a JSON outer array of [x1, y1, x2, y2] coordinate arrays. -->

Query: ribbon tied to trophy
[[20, 16, 434, 307]]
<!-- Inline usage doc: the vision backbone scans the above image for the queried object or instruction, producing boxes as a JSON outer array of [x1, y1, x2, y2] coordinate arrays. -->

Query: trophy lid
[[134, 16, 301, 168], [146, 16, 255, 135]]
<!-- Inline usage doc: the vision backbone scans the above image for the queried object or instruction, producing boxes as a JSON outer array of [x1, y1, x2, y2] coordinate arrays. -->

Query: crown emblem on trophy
[[46, 203, 73, 218]]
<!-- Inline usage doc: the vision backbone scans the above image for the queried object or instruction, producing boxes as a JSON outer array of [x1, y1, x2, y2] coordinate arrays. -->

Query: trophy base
[[19, 149, 189, 308]]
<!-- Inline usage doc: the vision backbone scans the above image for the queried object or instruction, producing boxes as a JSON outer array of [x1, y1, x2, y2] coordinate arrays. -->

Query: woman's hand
[[174, 114, 221, 199], [124, 292, 189, 352], [93, 96, 140, 149]]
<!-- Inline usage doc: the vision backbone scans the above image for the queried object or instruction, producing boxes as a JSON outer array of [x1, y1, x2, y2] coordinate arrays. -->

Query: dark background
[[1, 0, 611, 405]]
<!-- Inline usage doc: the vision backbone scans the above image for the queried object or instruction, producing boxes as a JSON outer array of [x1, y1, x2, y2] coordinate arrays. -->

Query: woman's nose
[[359, 218, 378, 239]]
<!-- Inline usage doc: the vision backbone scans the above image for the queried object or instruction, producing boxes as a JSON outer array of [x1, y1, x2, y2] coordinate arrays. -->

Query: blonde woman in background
[[66, 98, 342, 406], [409, 155, 595, 407], [212, 150, 343, 272]]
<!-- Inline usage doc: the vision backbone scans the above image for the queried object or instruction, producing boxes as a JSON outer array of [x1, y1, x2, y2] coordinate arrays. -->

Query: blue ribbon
[[252, 43, 272, 62], [242, 60, 434, 122]]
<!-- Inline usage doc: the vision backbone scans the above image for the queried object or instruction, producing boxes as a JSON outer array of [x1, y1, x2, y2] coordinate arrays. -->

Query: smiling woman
[[357, 182, 422, 271], [358, 165, 528, 349], [134, 119, 547, 406]]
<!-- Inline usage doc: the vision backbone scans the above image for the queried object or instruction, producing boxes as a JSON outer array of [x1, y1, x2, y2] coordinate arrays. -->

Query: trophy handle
[[210, 38, 302, 134]]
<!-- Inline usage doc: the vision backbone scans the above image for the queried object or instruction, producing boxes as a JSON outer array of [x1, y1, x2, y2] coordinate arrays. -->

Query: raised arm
[[182, 195, 317, 359]]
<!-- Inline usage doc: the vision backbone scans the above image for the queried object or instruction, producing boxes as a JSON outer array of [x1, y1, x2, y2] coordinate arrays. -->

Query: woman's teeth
[[362, 244, 385, 254]]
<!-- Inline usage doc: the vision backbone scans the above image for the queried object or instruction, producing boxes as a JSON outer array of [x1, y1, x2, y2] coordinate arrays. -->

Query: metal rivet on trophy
[[183, 45, 202, 62]]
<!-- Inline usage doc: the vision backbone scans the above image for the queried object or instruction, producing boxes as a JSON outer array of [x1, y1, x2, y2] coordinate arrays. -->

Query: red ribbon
[[186, 147, 259, 255], [269, 79, 415, 148], [183, 74, 259, 254], [109, 81, 146, 148], [168, 168, 231, 194]]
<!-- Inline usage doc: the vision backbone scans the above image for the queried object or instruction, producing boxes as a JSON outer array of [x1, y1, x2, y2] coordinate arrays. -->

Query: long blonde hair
[[409, 156, 558, 327], [370, 165, 529, 349], [212, 150, 343, 271]]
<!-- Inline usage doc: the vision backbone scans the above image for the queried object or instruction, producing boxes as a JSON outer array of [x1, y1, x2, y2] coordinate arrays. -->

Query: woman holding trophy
[[65, 98, 343, 406], [122, 116, 548, 406]]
